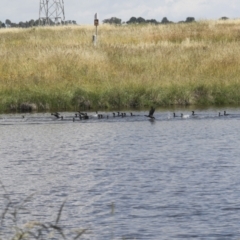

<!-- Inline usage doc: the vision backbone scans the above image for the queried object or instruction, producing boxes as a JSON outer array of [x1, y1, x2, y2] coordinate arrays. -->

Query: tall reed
[[1, 20, 240, 112], [0, 181, 87, 239]]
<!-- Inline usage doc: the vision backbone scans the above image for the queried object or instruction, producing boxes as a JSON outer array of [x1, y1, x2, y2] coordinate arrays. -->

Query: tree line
[[102, 16, 230, 25], [0, 16, 229, 28], [102, 16, 196, 25], [0, 19, 77, 28]]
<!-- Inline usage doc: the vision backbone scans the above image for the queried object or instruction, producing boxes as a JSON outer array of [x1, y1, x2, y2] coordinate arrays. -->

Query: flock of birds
[[51, 107, 156, 121], [49, 108, 234, 122], [0, 108, 237, 124]]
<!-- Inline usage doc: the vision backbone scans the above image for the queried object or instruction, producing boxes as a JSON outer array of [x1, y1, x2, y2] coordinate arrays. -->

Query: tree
[[127, 17, 152, 24], [160, 17, 174, 24], [220, 16, 229, 20], [11, 23, 18, 28], [146, 19, 158, 24], [127, 17, 137, 24], [19, 21, 26, 28], [103, 17, 121, 25], [5, 19, 11, 27], [137, 17, 145, 23], [29, 19, 35, 27], [185, 17, 195, 23]]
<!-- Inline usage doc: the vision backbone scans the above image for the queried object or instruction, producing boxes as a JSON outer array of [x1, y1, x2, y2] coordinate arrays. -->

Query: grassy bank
[[1, 20, 240, 112]]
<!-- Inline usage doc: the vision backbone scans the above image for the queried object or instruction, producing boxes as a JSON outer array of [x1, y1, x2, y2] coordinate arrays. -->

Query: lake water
[[1, 108, 240, 239]]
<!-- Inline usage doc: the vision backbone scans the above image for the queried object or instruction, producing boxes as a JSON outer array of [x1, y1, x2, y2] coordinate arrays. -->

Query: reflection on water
[[1, 108, 240, 239]]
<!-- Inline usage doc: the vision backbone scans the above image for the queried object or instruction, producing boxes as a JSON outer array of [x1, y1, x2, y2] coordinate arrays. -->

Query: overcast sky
[[0, 0, 239, 24]]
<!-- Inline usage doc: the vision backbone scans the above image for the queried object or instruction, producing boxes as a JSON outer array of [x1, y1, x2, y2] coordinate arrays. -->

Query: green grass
[[1, 20, 240, 112]]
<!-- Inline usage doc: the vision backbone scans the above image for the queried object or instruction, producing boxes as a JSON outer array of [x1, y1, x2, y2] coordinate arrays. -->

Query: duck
[[145, 107, 155, 119]]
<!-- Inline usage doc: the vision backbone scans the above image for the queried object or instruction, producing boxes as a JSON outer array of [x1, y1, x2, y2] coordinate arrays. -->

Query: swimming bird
[[51, 112, 61, 118], [224, 111, 229, 116], [78, 111, 88, 117], [78, 112, 89, 119], [173, 113, 180, 118], [191, 111, 200, 118], [82, 113, 89, 120], [145, 107, 155, 119], [130, 112, 140, 116], [181, 113, 190, 119], [79, 113, 89, 120], [92, 111, 99, 118]]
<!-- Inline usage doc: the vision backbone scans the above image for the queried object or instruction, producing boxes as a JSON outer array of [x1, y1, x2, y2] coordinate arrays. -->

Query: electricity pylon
[[39, 0, 65, 25]]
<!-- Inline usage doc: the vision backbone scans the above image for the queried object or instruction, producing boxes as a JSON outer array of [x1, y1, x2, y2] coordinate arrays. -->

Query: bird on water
[[51, 112, 61, 118], [173, 112, 181, 118], [82, 113, 89, 120], [145, 107, 155, 119], [224, 111, 229, 116], [181, 113, 190, 119]]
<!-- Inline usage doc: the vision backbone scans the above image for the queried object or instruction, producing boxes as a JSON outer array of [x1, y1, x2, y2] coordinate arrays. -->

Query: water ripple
[[1, 109, 240, 239]]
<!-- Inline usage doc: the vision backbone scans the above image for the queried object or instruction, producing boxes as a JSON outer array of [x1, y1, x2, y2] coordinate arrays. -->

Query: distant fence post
[[93, 13, 99, 46]]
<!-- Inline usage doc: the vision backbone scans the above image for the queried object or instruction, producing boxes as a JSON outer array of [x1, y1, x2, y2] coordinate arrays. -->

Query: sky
[[0, 0, 239, 24]]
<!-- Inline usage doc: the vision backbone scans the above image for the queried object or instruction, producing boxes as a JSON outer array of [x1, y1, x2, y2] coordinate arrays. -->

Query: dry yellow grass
[[1, 19, 240, 111]]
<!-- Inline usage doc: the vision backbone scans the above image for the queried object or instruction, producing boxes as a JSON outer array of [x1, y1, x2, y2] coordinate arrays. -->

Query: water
[[1, 108, 240, 239]]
